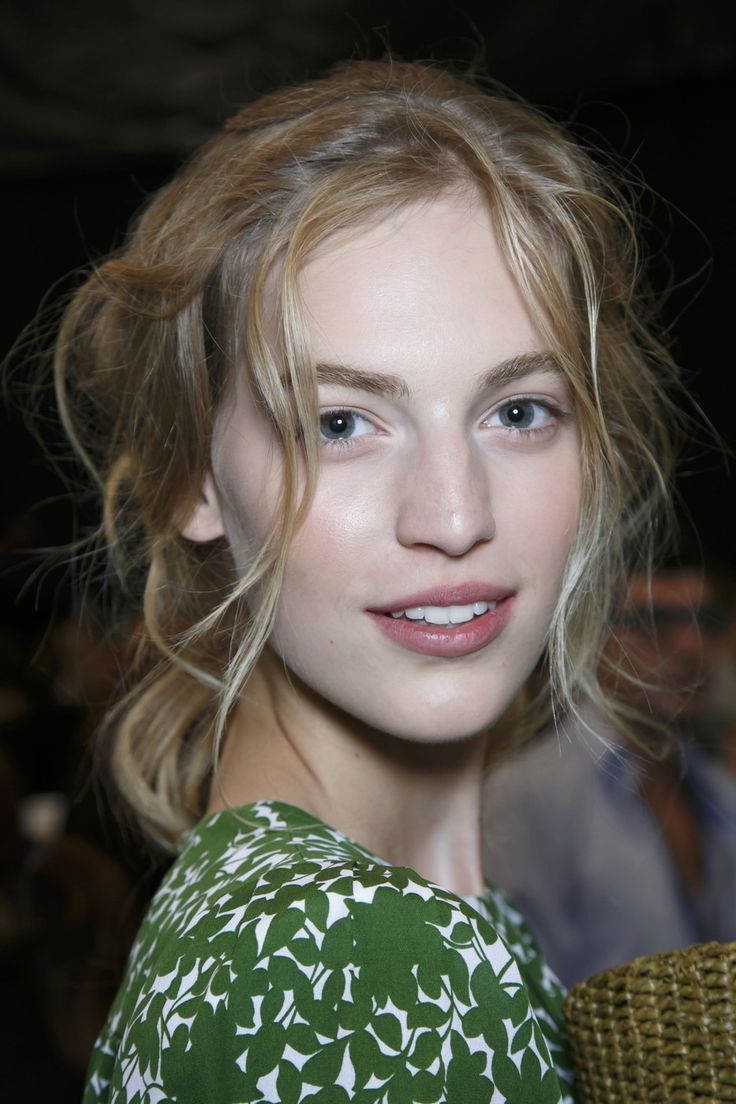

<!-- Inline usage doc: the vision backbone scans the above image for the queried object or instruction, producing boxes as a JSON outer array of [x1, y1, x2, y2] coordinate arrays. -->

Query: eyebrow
[[314, 351, 563, 399]]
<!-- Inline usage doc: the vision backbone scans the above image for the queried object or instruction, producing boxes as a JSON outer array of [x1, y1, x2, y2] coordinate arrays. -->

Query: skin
[[184, 191, 581, 895]]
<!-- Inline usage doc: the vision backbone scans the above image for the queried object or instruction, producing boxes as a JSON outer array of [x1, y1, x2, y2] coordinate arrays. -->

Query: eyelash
[[483, 395, 569, 438], [318, 408, 376, 451], [318, 397, 569, 451]]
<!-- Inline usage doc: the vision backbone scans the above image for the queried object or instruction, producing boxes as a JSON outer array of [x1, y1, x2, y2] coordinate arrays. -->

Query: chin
[[350, 695, 510, 747]]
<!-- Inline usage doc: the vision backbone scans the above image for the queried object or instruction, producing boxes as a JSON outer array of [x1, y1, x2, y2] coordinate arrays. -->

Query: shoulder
[[90, 856, 569, 1103]]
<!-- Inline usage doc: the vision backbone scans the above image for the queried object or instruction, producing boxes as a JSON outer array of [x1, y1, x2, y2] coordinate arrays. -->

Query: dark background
[[0, 3, 734, 1099]]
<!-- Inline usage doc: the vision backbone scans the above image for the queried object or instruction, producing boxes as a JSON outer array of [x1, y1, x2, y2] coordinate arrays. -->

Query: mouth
[[367, 585, 516, 658], [388, 600, 495, 626]]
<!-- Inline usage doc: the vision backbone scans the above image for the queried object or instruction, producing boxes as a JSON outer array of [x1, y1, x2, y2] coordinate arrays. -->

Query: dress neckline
[[194, 797, 491, 910]]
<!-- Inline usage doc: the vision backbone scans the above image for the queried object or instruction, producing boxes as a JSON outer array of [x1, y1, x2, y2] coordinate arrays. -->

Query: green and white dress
[[85, 801, 577, 1103]]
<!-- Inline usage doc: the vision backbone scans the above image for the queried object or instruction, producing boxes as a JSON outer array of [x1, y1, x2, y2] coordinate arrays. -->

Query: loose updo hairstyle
[[52, 59, 679, 850]]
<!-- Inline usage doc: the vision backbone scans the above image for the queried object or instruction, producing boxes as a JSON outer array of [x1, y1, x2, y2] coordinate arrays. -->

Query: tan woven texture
[[563, 941, 736, 1103]]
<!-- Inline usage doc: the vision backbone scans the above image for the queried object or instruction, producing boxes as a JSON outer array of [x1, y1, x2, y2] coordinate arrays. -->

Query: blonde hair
[[53, 59, 680, 850]]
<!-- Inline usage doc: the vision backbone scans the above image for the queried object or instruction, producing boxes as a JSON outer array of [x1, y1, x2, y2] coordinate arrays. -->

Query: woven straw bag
[[563, 941, 736, 1103]]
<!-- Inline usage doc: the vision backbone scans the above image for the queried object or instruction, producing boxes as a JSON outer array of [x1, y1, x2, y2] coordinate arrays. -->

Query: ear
[[180, 474, 226, 543]]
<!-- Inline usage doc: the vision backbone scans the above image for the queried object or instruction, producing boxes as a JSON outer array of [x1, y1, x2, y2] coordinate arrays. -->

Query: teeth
[[389, 600, 496, 624], [448, 605, 475, 623]]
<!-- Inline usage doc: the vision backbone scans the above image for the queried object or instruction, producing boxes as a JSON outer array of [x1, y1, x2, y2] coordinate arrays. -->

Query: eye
[[319, 408, 375, 446], [485, 397, 562, 434]]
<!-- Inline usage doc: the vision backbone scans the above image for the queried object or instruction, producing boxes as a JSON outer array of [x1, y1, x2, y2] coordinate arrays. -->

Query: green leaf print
[[407, 1001, 448, 1030], [261, 984, 288, 1026], [411, 1068, 445, 1103], [291, 935, 318, 966], [445, 946, 472, 1004], [349, 1028, 396, 1088], [533, 1019, 550, 1056], [306, 1087, 351, 1104], [508, 983, 536, 1027], [511, 1017, 534, 1054], [296, 990, 339, 1037], [462, 1005, 497, 1048], [520, 1045, 544, 1083], [470, 958, 501, 1008], [244, 1021, 287, 1078], [269, 952, 306, 992], [276, 1059, 302, 1104], [287, 1021, 319, 1055], [245, 966, 270, 995], [305, 885, 330, 928], [323, 966, 346, 1008], [231, 992, 255, 1030], [409, 1028, 442, 1068], [328, 874, 354, 896], [338, 991, 371, 1031], [353, 887, 448, 987], [491, 1050, 525, 1100], [228, 921, 258, 967], [301, 1036, 348, 1085], [449, 919, 474, 945], [262, 907, 305, 955], [322, 918, 352, 968], [447, 1030, 493, 1103], [83, 802, 574, 1104], [386, 1066, 415, 1104], [417, 960, 443, 999], [372, 1012, 403, 1052]]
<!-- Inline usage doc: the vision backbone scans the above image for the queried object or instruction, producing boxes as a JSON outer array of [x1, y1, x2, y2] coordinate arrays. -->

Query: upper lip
[[368, 583, 515, 614]]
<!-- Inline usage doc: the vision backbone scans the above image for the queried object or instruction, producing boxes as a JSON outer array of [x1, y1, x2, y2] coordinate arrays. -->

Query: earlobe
[[180, 474, 227, 543]]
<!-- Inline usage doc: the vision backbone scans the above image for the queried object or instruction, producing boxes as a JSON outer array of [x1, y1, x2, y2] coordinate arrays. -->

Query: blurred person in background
[[695, 574, 736, 777], [482, 565, 736, 988]]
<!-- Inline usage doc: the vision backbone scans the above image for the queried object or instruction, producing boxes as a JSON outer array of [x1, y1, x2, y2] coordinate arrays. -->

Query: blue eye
[[499, 400, 538, 429], [321, 411, 358, 439], [487, 397, 560, 433], [319, 408, 374, 446]]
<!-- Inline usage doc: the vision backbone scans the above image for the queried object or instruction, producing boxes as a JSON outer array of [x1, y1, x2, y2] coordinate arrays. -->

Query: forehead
[[295, 191, 544, 377]]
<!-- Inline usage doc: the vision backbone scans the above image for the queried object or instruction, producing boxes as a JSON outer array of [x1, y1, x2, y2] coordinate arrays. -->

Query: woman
[[55, 59, 678, 1103]]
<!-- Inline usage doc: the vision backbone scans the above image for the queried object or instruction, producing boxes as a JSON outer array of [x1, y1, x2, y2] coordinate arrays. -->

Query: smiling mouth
[[367, 593, 515, 658], [388, 601, 496, 626]]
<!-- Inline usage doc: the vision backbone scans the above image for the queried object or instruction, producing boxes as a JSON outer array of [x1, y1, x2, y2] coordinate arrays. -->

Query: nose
[[395, 435, 495, 556]]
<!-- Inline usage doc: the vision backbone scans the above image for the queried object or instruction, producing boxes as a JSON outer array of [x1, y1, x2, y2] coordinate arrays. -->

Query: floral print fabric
[[84, 801, 576, 1103]]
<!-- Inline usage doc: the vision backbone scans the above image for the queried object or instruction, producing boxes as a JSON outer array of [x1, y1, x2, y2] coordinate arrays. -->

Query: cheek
[[498, 449, 582, 571], [276, 481, 381, 602]]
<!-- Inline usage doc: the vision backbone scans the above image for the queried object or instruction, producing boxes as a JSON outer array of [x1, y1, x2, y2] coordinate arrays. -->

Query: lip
[[366, 586, 516, 659], [368, 582, 515, 615]]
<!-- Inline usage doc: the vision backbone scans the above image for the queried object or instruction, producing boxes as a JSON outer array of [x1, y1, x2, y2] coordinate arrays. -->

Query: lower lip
[[367, 598, 515, 658]]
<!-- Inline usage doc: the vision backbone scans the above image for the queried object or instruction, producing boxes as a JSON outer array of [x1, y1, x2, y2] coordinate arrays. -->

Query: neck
[[208, 651, 488, 897]]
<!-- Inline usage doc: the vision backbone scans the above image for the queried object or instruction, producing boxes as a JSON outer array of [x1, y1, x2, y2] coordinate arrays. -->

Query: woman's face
[[198, 191, 581, 743]]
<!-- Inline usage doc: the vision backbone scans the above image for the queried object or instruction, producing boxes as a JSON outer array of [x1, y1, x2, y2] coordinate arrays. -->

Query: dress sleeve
[[479, 884, 577, 1104], [93, 860, 570, 1103]]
